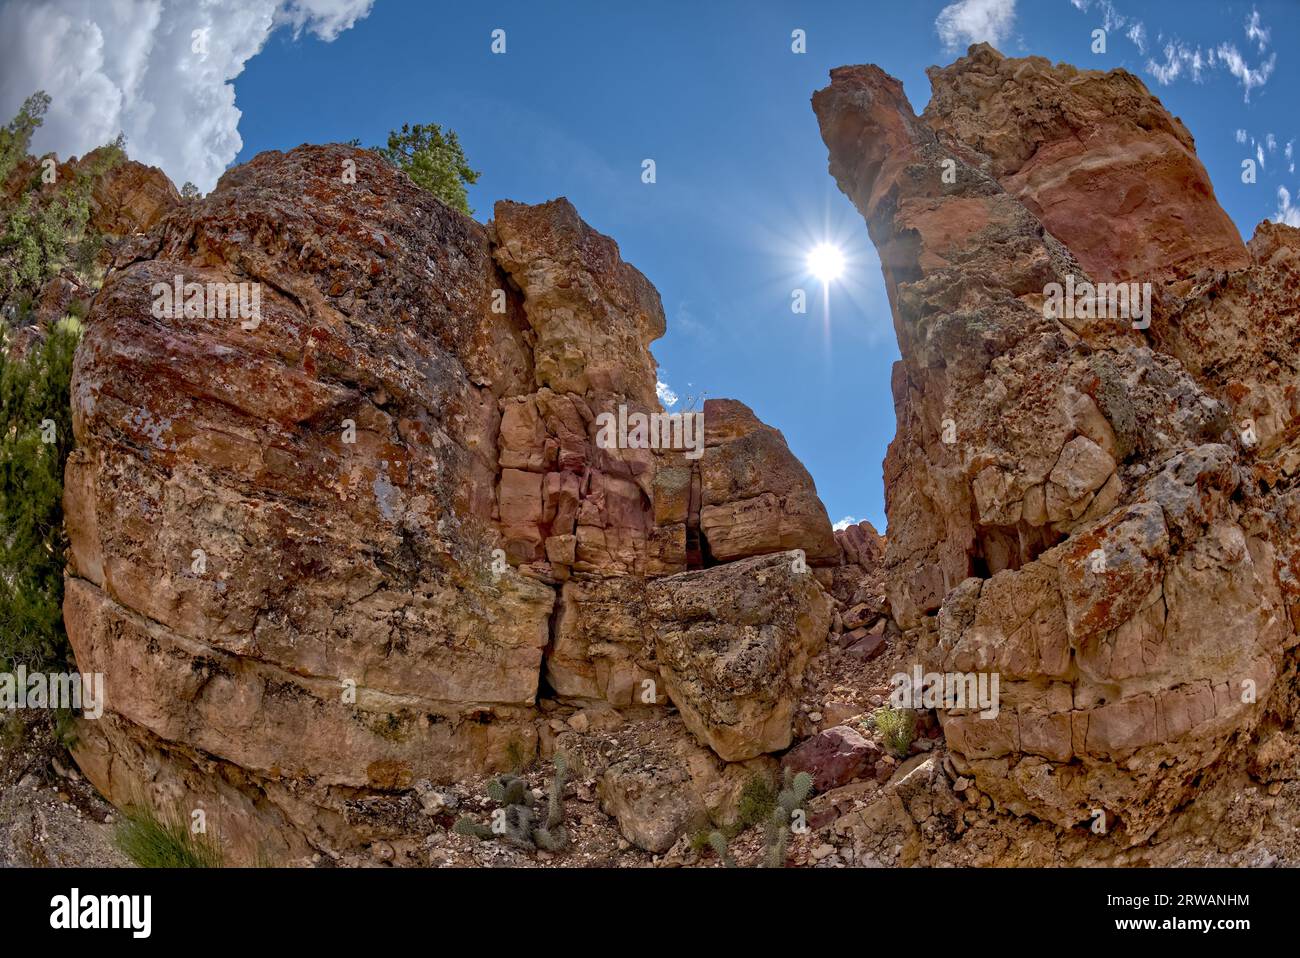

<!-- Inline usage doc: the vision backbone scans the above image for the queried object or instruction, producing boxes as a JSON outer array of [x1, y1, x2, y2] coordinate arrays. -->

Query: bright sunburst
[[806, 242, 845, 283]]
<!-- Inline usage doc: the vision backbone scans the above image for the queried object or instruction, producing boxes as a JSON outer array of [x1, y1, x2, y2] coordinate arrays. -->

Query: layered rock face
[[814, 46, 1298, 843], [921, 44, 1249, 284], [1, 147, 178, 241], [66, 145, 554, 861], [63, 144, 840, 860]]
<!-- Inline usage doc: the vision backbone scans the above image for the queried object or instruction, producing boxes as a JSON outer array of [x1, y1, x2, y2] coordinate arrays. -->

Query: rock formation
[[55, 41, 1300, 866], [814, 44, 1297, 844], [62, 144, 841, 862]]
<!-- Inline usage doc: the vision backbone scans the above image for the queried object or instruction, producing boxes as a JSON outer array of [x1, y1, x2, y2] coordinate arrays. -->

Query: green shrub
[[735, 773, 778, 832], [0, 316, 82, 674], [872, 706, 916, 758], [688, 827, 713, 854], [114, 805, 225, 868]]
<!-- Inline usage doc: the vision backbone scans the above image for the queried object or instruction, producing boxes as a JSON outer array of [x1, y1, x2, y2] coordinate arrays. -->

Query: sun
[[807, 242, 845, 283]]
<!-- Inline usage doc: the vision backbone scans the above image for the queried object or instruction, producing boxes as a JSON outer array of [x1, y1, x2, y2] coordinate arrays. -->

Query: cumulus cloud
[[655, 380, 679, 408], [0, 0, 375, 193], [832, 516, 857, 532], [1274, 186, 1300, 228], [935, 0, 1017, 51], [276, 0, 373, 40]]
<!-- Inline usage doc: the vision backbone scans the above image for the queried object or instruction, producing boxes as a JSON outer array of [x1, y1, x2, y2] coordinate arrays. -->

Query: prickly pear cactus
[[453, 754, 571, 853], [764, 768, 813, 868]]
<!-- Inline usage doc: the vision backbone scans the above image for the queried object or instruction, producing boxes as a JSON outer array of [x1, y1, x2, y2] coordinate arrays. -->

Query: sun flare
[[806, 242, 845, 283]]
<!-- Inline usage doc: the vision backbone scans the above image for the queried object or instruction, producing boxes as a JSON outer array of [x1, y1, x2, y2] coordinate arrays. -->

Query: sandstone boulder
[[698, 399, 838, 564], [597, 719, 776, 853], [782, 725, 880, 791], [648, 552, 833, 761]]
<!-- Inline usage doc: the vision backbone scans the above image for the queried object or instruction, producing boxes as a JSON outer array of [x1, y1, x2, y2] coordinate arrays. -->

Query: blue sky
[[7, 0, 1294, 532]]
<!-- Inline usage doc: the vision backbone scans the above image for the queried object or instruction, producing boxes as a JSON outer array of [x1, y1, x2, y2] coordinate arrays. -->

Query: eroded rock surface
[[921, 43, 1249, 284], [648, 552, 833, 761], [63, 144, 841, 861], [814, 46, 1298, 843]]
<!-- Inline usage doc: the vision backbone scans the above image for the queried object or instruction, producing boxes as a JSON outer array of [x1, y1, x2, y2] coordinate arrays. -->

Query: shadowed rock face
[[63, 143, 840, 861], [814, 46, 1297, 844]]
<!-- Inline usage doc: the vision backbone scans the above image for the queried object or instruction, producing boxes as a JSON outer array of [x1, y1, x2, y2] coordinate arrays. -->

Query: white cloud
[[276, 0, 373, 41], [1266, 133, 1277, 152], [1258, 143, 1266, 170], [1216, 42, 1276, 102], [1113, 3, 1279, 102], [1126, 22, 1146, 55], [936, 0, 1017, 51], [1147, 40, 1206, 85], [1071, 0, 1146, 53], [1236, 128, 1249, 144], [1274, 186, 1300, 228], [0, 0, 375, 193], [832, 516, 857, 532], [1246, 7, 1270, 53], [655, 380, 678, 408]]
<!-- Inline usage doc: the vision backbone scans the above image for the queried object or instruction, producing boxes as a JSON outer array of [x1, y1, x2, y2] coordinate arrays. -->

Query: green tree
[[1, 188, 91, 302], [0, 91, 50, 186], [375, 122, 479, 215], [0, 315, 82, 672], [0, 99, 123, 308], [0, 94, 123, 677]]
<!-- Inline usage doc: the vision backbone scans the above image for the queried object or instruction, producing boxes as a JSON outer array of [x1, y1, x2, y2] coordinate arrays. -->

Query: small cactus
[[453, 753, 570, 853], [452, 818, 493, 840], [708, 830, 737, 867], [763, 768, 813, 868]]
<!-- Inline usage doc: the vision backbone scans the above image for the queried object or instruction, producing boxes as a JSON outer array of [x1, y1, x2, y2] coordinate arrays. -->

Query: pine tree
[[374, 122, 479, 215]]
